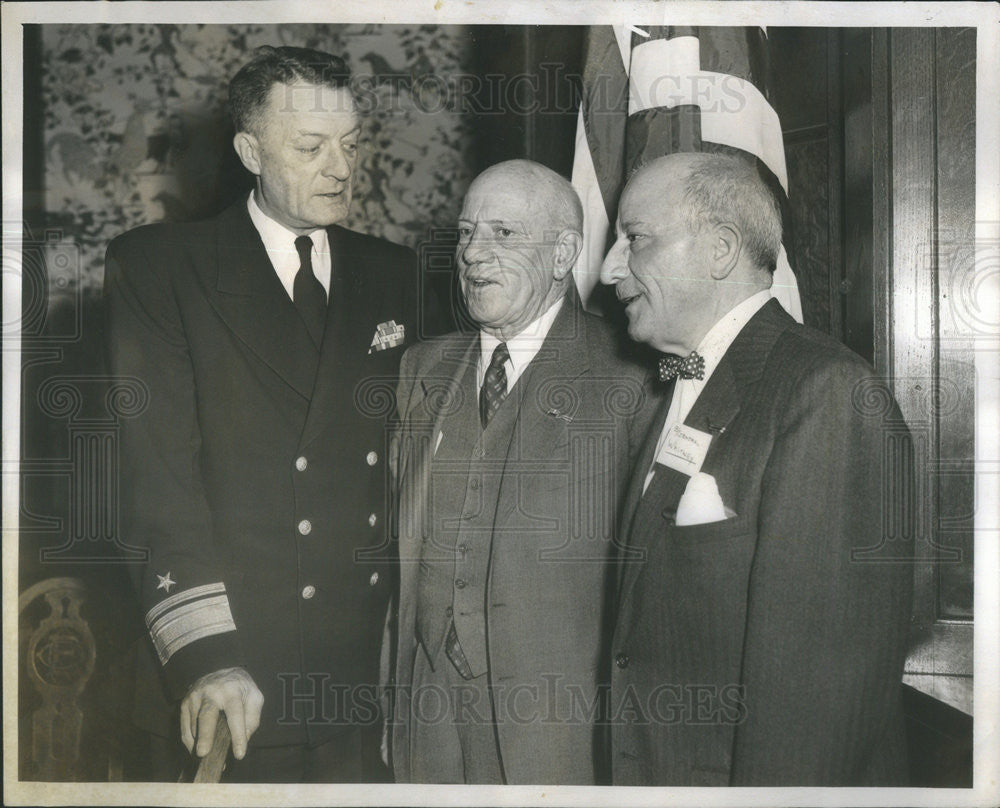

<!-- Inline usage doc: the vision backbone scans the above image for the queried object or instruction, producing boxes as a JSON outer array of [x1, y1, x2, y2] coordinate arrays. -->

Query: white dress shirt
[[643, 290, 773, 493], [247, 192, 331, 300], [477, 297, 564, 401]]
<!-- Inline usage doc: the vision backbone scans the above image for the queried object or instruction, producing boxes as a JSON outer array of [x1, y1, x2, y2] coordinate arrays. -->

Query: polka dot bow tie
[[658, 351, 706, 382]]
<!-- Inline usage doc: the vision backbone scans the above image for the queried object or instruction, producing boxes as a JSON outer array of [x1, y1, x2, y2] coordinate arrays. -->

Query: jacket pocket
[[668, 513, 751, 546]]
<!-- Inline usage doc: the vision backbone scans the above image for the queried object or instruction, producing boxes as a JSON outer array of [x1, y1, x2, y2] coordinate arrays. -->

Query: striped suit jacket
[[610, 299, 914, 786]]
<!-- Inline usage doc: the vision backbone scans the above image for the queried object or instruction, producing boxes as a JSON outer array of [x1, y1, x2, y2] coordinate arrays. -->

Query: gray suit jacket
[[388, 296, 650, 784]]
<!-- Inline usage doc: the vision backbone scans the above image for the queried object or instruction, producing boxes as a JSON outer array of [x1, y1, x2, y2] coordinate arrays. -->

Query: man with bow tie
[[387, 159, 648, 784], [600, 152, 914, 786], [105, 46, 438, 781]]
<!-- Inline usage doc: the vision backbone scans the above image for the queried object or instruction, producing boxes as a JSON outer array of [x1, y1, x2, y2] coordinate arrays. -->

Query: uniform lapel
[[298, 226, 385, 449], [211, 201, 318, 400]]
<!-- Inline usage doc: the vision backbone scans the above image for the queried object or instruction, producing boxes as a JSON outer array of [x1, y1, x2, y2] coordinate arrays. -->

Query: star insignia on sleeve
[[156, 572, 176, 593]]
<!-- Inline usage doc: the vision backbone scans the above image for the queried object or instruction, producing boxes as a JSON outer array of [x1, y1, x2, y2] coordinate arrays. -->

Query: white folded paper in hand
[[675, 472, 730, 526]]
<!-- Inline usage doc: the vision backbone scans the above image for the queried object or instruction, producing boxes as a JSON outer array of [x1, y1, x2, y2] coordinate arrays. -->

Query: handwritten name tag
[[655, 423, 713, 477]]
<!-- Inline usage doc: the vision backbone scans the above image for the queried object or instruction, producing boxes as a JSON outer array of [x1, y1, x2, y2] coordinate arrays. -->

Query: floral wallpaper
[[40, 23, 477, 295]]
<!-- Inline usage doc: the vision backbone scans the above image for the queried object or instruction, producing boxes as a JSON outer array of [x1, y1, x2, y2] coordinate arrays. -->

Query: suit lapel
[[618, 380, 673, 546], [396, 337, 476, 634], [401, 336, 477, 485], [616, 298, 794, 621], [494, 298, 591, 527], [211, 201, 319, 400]]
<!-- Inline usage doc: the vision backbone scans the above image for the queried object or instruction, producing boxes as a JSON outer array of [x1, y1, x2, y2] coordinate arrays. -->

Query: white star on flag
[[156, 572, 176, 593]]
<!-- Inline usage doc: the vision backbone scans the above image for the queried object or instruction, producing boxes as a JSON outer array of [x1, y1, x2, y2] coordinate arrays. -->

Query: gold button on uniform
[[298, 519, 312, 535], [369, 571, 379, 586], [302, 585, 316, 599], [368, 513, 377, 527], [295, 456, 308, 471], [366, 451, 378, 466]]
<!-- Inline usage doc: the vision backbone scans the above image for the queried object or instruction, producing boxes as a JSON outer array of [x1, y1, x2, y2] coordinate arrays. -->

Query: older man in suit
[[388, 160, 648, 784], [600, 152, 914, 786], [105, 46, 436, 782]]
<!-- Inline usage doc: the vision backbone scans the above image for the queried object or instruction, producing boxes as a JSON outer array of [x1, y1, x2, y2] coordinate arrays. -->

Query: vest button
[[455, 578, 467, 589], [615, 652, 629, 669], [298, 519, 312, 535], [302, 585, 316, 599], [295, 456, 308, 471], [445, 606, 453, 617], [369, 571, 379, 586], [470, 479, 480, 490], [368, 512, 377, 527], [366, 451, 378, 466], [473, 446, 485, 458]]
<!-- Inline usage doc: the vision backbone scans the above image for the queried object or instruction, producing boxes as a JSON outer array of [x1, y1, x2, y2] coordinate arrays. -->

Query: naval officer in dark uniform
[[105, 45, 436, 782]]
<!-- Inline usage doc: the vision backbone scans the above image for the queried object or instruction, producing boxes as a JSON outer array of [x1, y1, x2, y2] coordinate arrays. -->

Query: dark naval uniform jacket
[[610, 299, 914, 786], [104, 199, 428, 748]]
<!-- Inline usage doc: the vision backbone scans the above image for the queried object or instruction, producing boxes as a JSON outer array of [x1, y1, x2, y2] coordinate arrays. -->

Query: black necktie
[[479, 342, 510, 429], [293, 235, 327, 348]]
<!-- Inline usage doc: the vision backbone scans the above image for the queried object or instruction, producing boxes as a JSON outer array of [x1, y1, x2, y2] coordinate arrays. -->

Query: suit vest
[[415, 357, 523, 677]]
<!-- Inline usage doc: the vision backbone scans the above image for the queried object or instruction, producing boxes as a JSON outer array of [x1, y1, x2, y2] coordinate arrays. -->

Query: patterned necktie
[[293, 234, 327, 348], [658, 351, 706, 382], [479, 342, 510, 429], [444, 621, 475, 680]]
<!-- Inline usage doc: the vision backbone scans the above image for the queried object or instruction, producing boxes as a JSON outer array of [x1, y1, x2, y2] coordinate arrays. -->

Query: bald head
[[600, 152, 777, 355], [637, 152, 783, 273], [470, 159, 584, 236], [457, 160, 584, 339]]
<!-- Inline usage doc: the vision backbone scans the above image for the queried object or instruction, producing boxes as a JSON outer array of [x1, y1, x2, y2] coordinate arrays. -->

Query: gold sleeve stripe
[[146, 581, 227, 625], [148, 594, 237, 665]]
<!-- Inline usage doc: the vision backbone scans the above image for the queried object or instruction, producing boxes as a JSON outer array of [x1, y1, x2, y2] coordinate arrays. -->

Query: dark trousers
[[146, 726, 389, 783]]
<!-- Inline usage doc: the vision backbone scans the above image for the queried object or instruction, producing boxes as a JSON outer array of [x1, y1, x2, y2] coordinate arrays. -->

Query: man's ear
[[709, 222, 742, 280], [233, 132, 262, 176], [552, 230, 583, 280]]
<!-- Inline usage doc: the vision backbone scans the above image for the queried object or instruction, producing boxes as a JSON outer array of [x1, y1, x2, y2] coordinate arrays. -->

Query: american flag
[[571, 25, 803, 322]]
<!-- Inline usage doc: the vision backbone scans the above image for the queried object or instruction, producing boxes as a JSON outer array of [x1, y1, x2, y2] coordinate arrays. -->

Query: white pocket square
[[675, 472, 735, 526], [369, 320, 405, 354]]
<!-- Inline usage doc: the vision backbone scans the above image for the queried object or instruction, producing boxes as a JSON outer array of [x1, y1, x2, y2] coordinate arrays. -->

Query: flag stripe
[[627, 106, 703, 172], [572, 24, 803, 322], [571, 107, 613, 298], [580, 25, 629, 224], [627, 37, 788, 191]]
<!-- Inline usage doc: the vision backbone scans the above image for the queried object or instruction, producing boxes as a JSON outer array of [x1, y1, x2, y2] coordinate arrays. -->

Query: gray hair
[[679, 152, 783, 273]]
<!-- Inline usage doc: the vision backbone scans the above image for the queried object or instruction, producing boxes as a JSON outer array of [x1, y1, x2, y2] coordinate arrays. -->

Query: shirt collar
[[246, 191, 329, 262], [694, 290, 773, 383], [479, 296, 565, 379]]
